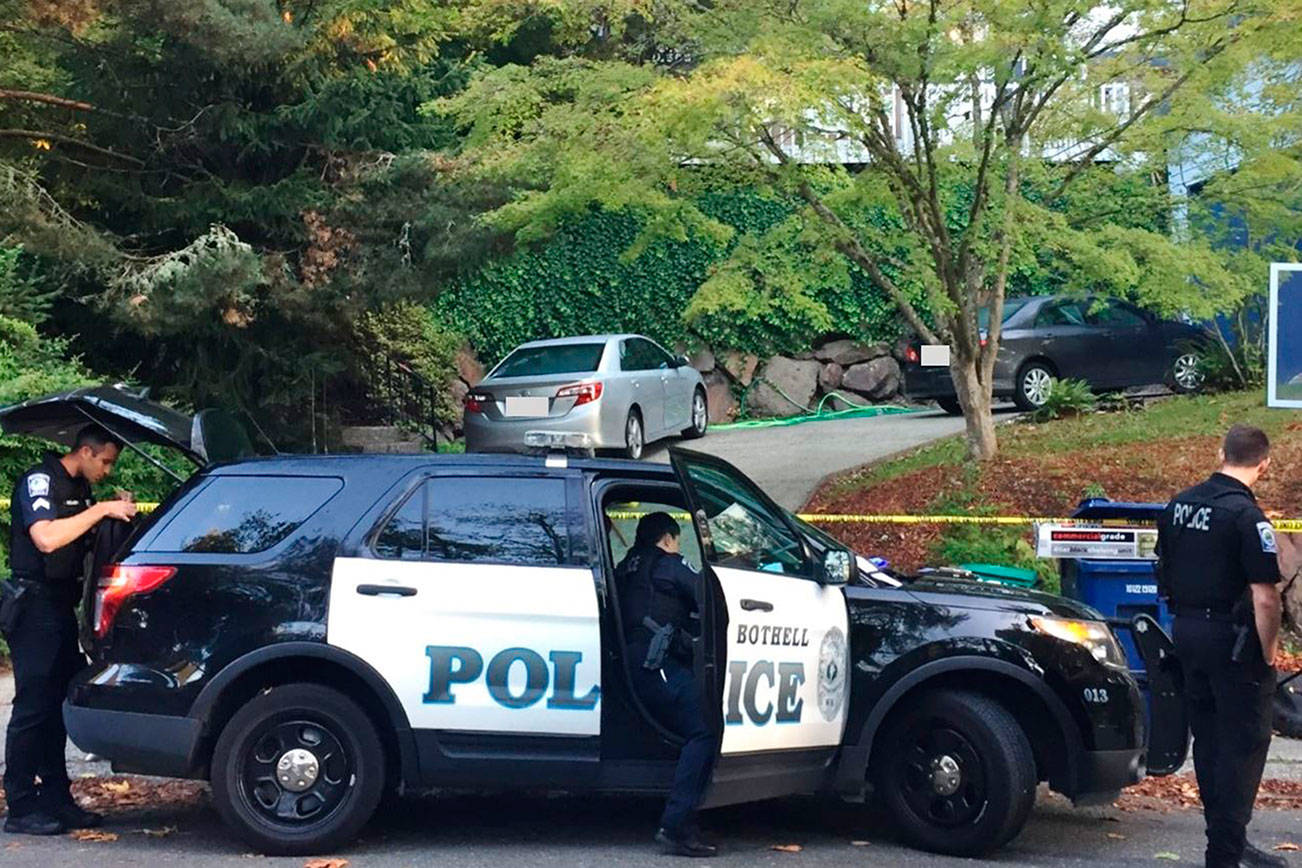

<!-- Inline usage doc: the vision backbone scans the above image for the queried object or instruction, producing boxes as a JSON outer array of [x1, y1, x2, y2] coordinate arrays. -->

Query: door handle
[[740, 598, 773, 612], [357, 584, 417, 597]]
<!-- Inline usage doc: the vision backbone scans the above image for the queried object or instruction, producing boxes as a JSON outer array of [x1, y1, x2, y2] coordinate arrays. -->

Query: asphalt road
[[644, 405, 993, 510], [1, 785, 1299, 867]]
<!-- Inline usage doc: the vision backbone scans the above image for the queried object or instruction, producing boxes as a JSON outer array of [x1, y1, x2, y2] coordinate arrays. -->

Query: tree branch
[[0, 89, 95, 112], [0, 129, 145, 166]]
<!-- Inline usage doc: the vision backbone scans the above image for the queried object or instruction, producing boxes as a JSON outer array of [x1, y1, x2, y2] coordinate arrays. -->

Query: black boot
[[4, 811, 66, 836], [655, 827, 718, 857], [1240, 842, 1288, 868], [47, 801, 103, 829]]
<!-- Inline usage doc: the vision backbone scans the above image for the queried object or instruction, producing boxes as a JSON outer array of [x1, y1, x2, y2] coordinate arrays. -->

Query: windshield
[[492, 343, 606, 378], [977, 297, 1031, 330]]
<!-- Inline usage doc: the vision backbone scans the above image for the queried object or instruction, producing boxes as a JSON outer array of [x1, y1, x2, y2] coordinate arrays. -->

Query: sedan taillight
[[556, 381, 603, 406], [904, 345, 920, 364], [464, 391, 491, 414], [95, 564, 177, 638]]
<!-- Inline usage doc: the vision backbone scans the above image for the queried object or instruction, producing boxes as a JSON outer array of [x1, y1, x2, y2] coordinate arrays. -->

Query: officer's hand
[[114, 489, 135, 504], [100, 500, 137, 522]]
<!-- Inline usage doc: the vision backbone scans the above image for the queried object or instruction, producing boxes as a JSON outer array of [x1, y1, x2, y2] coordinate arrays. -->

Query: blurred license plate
[[504, 396, 549, 417]]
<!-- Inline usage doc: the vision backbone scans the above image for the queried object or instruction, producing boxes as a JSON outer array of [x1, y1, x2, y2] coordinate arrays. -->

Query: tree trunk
[[951, 353, 998, 461], [1277, 532, 1302, 632]]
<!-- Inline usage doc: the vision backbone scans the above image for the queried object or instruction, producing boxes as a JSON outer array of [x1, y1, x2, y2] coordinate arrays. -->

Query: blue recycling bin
[[1058, 498, 1172, 676]]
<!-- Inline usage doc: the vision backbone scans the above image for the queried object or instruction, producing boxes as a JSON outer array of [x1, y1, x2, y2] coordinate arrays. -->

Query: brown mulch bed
[[0, 775, 206, 817], [806, 430, 1302, 573], [1119, 773, 1302, 812]]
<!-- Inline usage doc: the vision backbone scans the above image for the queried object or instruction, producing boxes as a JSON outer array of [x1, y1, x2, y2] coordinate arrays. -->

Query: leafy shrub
[[1030, 377, 1097, 422], [1197, 336, 1265, 392], [354, 301, 464, 424], [930, 523, 1060, 595]]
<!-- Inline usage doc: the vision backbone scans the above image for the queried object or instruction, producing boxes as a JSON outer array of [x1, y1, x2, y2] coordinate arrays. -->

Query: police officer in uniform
[[616, 511, 717, 857], [1, 426, 135, 836], [1157, 425, 1285, 868]]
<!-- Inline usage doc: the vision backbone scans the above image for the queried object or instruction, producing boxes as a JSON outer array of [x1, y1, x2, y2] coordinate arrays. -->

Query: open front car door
[[1129, 613, 1190, 775]]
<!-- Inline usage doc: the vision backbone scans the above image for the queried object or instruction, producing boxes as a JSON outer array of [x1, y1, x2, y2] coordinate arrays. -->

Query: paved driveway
[[646, 406, 1000, 510]]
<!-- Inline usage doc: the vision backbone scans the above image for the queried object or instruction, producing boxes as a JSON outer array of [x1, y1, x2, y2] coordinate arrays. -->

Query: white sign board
[[1035, 524, 1158, 560], [1268, 263, 1302, 409]]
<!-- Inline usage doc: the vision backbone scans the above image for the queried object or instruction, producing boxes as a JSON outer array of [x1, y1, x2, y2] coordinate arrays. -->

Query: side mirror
[[675, 354, 691, 368], [820, 549, 853, 586]]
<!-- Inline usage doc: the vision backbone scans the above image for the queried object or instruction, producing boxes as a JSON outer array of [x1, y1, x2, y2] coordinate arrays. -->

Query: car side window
[[374, 476, 570, 566], [1038, 301, 1087, 327], [1089, 300, 1147, 328], [148, 476, 342, 554], [641, 339, 676, 370], [681, 462, 810, 577]]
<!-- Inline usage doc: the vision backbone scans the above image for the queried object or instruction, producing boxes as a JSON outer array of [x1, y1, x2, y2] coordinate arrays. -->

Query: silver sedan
[[463, 334, 708, 459]]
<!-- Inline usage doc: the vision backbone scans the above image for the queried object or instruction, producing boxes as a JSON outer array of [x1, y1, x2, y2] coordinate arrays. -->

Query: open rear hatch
[[0, 385, 254, 477]]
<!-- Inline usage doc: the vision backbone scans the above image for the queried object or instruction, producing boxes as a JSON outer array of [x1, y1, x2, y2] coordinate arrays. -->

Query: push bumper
[[63, 700, 204, 779]]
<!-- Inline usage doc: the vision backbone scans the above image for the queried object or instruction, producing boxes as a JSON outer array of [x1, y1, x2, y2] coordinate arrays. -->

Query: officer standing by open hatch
[[616, 511, 717, 858], [1, 426, 135, 836], [1157, 425, 1285, 868]]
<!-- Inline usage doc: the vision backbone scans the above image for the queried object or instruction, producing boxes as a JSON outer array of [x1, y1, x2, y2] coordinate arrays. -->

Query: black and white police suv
[[0, 387, 1188, 858]]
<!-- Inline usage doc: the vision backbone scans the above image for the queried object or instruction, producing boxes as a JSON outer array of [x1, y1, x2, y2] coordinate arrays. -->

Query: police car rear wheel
[[876, 689, 1036, 857], [211, 683, 385, 856]]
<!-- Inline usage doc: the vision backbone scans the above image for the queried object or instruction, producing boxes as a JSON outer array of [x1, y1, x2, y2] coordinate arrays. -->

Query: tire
[[936, 396, 963, 416], [210, 683, 385, 856], [682, 388, 708, 439], [875, 689, 1037, 857], [1169, 352, 1204, 394], [622, 408, 645, 460], [1013, 361, 1055, 411]]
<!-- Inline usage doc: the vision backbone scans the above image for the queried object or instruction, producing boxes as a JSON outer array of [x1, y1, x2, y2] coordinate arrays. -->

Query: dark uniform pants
[[1173, 616, 1275, 868], [2, 593, 82, 817], [629, 657, 717, 835]]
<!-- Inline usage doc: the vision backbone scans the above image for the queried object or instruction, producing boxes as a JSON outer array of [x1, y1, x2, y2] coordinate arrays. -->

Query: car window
[[374, 476, 570, 566], [1037, 301, 1088, 327], [680, 462, 809, 576], [149, 476, 341, 554], [604, 499, 703, 571], [977, 297, 1031, 329], [1088, 300, 1147, 328], [492, 343, 605, 378], [639, 339, 676, 370], [620, 339, 659, 372]]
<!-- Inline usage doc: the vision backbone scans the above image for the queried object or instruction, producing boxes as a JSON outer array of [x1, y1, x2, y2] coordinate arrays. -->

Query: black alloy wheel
[[875, 689, 1036, 857], [211, 683, 384, 856], [683, 388, 708, 438]]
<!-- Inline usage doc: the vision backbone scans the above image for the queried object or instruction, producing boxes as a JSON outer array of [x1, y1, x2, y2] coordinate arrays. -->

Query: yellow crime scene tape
[[0, 498, 158, 512]]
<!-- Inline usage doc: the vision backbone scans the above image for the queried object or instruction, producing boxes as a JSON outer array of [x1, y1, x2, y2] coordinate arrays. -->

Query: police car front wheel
[[210, 683, 385, 856], [875, 689, 1036, 857]]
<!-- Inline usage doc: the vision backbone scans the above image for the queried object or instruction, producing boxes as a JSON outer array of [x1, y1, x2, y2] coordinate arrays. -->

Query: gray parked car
[[463, 334, 708, 459], [903, 295, 1207, 413]]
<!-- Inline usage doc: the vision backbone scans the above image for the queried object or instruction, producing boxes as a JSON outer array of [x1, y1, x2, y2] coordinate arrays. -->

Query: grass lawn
[[805, 391, 1302, 574]]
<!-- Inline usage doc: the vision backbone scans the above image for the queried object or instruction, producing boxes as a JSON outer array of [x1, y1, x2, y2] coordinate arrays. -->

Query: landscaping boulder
[[690, 348, 716, 373], [818, 362, 844, 392], [814, 339, 890, 368], [702, 371, 738, 423], [721, 351, 760, 386], [455, 343, 486, 386], [747, 356, 819, 417], [841, 356, 901, 401]]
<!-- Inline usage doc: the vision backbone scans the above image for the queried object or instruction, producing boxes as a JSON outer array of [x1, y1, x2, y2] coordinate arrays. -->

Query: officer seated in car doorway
[[615, 511, 717, 858]]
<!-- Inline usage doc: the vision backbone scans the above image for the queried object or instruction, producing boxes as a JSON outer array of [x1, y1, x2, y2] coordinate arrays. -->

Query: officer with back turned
[[1, 426, 136, 836], [1157, 425, 1285, 868], [615, 511, 717, 857]]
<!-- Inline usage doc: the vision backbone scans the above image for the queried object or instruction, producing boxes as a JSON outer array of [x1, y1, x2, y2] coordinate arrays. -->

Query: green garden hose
[[713, 378, 916, 430]]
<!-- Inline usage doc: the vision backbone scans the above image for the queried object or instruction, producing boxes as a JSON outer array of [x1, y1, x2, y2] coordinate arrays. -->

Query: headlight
[[1030, 616, 1127, 667]]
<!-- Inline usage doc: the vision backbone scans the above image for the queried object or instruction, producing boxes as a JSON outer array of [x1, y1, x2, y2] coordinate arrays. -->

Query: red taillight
[[94, 564, 176, 638], [464, 391, 490, 414], [556, 381, 603, 406], [904, 345, 920, 364]]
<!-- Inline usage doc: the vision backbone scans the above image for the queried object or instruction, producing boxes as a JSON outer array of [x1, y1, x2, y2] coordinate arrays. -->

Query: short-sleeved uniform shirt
[[1156, 472, 1280, 611], [8, 451, 95, 592]]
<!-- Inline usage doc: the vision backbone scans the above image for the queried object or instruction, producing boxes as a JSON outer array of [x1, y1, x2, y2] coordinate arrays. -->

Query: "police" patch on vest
[[26, 473, 49, 498], [1257, 521, 1278, 554]]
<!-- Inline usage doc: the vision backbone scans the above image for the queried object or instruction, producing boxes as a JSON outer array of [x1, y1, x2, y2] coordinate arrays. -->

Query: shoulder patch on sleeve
[[1257, 521, 1278, 554], [26, 473, 50, 498]]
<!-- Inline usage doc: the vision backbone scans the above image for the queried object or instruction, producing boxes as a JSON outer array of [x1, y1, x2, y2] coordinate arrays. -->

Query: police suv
[[0, 387, 1186, 858]]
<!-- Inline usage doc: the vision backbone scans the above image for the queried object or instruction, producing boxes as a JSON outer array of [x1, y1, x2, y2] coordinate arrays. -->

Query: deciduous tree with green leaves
[[436, 0, 1300, 459]]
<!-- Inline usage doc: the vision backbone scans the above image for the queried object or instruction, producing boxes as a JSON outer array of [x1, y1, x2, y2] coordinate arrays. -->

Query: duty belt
[[1172, 604, 1236, 621]]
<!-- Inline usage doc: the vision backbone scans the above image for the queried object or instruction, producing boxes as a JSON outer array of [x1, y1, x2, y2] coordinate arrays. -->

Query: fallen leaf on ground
[[1275, 843, 1301, 851], [100, 781, 131, 794], [1154, 853, 1180, 861], [770, 844, 803, 853], [1108, 833, 1126, 840], [70, 830, 119, 842], [142, 826, 176, 838], [304, 859, 349, 868]]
